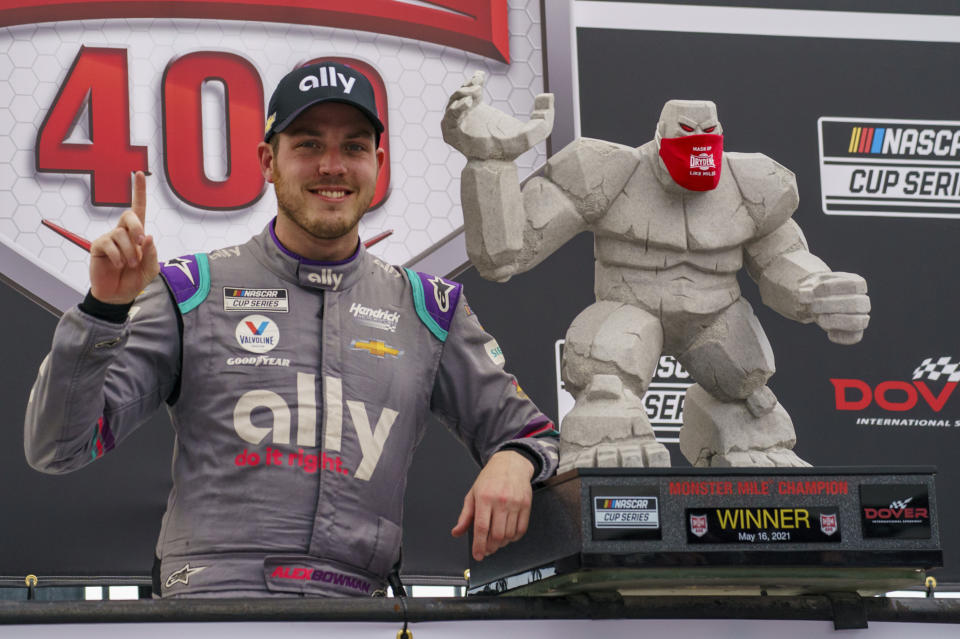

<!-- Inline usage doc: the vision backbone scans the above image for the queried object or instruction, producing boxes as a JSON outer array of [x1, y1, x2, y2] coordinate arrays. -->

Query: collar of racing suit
[[250, 218, 367, 293]]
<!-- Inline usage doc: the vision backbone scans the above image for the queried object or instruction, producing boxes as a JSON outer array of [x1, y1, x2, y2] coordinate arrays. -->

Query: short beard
[[273, 167, 368, 241]]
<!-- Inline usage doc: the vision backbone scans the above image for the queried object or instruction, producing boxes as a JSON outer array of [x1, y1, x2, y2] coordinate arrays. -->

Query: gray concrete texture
[[443, 72, 870, 469]]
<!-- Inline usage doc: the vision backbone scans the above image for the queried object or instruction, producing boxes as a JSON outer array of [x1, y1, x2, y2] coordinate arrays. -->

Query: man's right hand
[[89, 171, 159, 305]]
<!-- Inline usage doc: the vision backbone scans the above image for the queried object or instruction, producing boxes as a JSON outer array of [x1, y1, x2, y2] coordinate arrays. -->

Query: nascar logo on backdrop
[[818, 117, 960, 219]]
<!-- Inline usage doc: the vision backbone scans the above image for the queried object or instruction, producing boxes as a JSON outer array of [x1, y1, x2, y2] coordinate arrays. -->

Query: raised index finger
[[131, 170, 147, 225]]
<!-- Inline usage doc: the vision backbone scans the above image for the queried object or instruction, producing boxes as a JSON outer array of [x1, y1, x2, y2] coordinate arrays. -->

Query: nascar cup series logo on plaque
[[590, 487, 662, 541], [593, 496, 659, 529]]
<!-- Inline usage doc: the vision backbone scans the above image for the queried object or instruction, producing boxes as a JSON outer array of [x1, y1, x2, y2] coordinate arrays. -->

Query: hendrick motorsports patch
[[223, 287, 289, 312], [591, 486, 661, 540], [686, 506, 842, 544]]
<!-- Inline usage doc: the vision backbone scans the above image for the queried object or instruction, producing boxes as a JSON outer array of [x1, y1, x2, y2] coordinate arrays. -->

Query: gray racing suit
[[24, 221, 559, 598]]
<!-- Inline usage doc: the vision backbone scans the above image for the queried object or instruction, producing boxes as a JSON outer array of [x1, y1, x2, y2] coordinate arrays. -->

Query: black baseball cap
[[264, 61, 384, 144]]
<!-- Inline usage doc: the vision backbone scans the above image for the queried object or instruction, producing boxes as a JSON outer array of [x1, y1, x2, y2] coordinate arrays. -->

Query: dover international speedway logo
[[818, 117, 960, 219], [831, 356, 960, 427]]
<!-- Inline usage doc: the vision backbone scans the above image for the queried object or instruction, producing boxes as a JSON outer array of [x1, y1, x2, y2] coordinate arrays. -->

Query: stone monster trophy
[[442, 72, 870, 471]]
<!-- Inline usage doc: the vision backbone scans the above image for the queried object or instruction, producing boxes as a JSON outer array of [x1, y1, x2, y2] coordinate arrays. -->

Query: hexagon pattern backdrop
[[0, 3, 546, 313]]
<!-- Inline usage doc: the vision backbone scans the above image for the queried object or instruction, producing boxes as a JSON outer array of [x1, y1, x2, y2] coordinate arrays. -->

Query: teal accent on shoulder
[[178, 253, 211, 314], [403, 267, 448, 342]]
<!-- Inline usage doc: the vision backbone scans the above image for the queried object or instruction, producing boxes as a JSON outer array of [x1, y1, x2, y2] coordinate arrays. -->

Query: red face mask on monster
[[658, 134, 724, 191]]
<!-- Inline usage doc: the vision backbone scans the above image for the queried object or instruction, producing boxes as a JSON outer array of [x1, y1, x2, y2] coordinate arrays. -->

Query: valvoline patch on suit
[[403, 268, 461, 342]]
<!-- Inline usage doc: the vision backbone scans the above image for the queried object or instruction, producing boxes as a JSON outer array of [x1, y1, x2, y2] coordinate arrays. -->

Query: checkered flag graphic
[[912, 357, 960, 382]]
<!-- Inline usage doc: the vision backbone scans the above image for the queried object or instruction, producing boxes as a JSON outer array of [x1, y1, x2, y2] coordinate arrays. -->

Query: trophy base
[[479, 565, 926, 597], [467, 467, 941, 597]]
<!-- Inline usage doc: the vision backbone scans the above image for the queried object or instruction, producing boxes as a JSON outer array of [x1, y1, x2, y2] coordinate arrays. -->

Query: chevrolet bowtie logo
[[351, 339, 403, 359]]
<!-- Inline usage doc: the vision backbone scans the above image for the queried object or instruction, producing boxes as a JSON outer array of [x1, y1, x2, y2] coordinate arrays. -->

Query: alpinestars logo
[[429, 275, 454, 312], [165, 563, 205, 588], [164, 257, 195, 285], [830, 356, 960, 428], [818, 117, 960, 219]]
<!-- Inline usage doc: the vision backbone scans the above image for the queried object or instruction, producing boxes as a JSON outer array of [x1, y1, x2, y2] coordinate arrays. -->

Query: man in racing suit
[[24, 61, 559, 598]]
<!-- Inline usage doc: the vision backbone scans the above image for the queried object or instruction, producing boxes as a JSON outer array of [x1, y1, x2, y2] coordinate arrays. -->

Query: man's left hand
[[451, 449, 535, 561]]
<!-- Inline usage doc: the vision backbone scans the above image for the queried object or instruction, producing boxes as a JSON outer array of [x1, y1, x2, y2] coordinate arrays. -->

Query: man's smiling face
[[263, 101, 384, 246]]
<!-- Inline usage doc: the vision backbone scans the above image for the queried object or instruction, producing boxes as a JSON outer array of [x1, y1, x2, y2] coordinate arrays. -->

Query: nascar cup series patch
[[223, 287, 289, 312]]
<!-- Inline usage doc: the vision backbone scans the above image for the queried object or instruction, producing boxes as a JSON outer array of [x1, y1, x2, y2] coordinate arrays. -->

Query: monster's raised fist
[[442, 71, 554, 161]]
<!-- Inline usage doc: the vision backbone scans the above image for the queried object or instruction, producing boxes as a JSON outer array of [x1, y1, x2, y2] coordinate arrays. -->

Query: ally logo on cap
[[299, 66, 356, 94]]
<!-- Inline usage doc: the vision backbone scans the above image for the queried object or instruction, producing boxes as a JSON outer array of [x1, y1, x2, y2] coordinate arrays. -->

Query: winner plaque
[[467, 467, 940, 597]]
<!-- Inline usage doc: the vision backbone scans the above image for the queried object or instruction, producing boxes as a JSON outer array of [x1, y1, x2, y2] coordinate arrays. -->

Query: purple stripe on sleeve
[[100, 416, 116, 453], [515, 415, 556, 439]]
